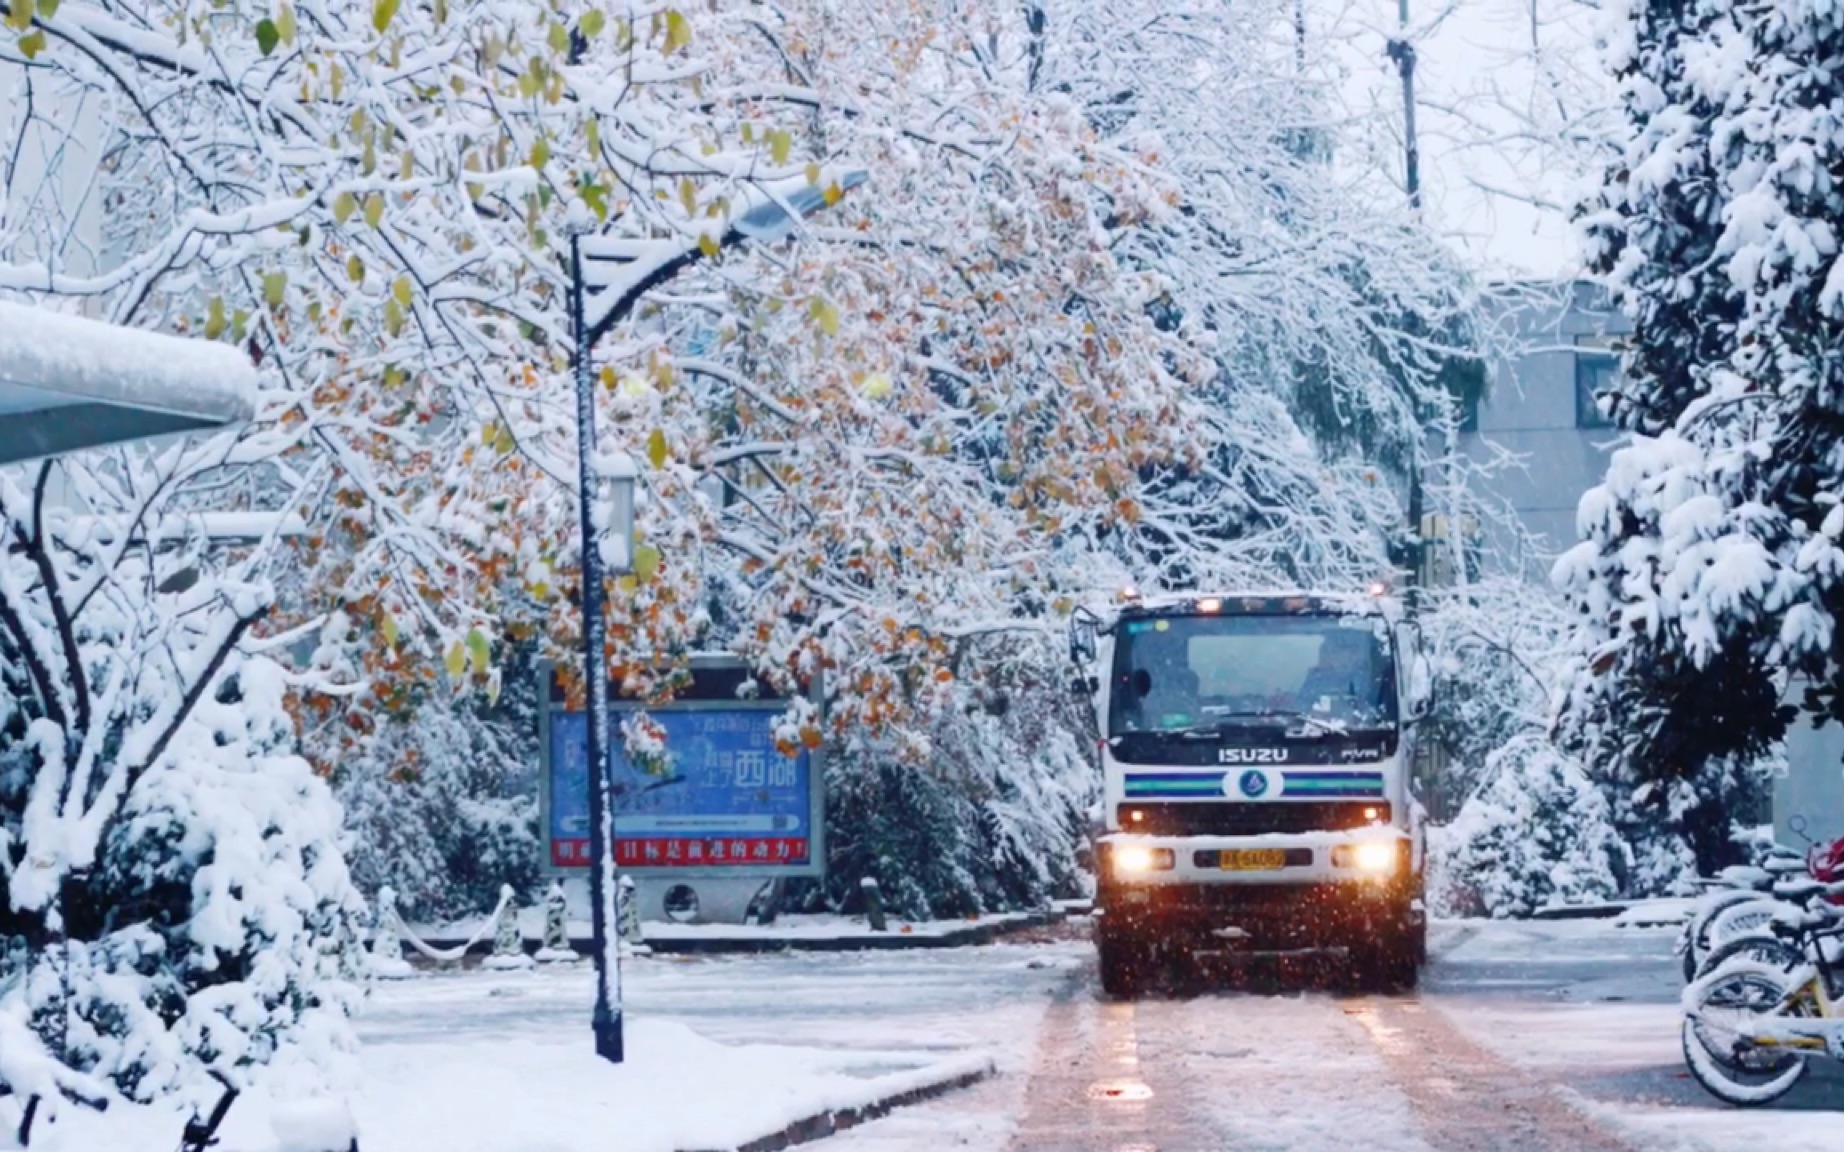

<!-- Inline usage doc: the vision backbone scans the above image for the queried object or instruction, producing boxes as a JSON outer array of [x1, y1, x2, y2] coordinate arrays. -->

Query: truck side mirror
[[1070, 674, 1099, 697]]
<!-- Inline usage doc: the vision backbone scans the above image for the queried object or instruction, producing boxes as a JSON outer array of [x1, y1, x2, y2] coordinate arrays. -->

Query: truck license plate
[[1220, 849, 1287, 871]]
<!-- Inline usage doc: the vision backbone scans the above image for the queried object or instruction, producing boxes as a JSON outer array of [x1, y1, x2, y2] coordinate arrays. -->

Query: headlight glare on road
[[1334, 840, 1399, 875], [1112, 845, 1175, 877]]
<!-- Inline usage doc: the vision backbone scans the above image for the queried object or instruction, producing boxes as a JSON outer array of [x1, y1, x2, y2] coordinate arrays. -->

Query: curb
[[1528, 903, 1628, 921], [410, 909, 1066, 960], [681, 1060, 994, 1152]]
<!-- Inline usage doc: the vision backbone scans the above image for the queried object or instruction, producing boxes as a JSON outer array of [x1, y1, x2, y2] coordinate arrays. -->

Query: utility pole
[[1387, 0, 1426, 606], [1387, 0, 1422, 212]]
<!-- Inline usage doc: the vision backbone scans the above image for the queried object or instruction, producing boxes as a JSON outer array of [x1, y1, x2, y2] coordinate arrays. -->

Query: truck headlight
[[1112, 845, 1175, 877], [1333, 841, 1399, 875]]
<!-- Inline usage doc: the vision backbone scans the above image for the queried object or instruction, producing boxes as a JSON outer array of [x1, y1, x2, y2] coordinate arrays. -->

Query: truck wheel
[[1097, 922, 1145, 1000], [1351, 937, 1419, 995]]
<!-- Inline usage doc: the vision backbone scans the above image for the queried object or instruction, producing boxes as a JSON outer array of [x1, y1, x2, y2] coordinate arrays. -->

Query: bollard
[[483, 883, 535, 970], [617, 875, 646, 948], [861, 876, 888, 932], [750, 877, 785, 927], [536, 879, 577, 962], [369, 888, 413, 979]]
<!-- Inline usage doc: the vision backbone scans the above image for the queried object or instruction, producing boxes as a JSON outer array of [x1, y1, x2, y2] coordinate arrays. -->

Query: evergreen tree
[[1432, 734, 1623, 918], [1558, 0, 1844, 871]]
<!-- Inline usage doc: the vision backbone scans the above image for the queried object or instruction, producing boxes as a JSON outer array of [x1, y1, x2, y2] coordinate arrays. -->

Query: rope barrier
[[374, 886, 515, 966]]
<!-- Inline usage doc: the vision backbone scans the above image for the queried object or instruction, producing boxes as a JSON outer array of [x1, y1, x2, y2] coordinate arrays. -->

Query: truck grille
[[1117, 800, 1390, 836]]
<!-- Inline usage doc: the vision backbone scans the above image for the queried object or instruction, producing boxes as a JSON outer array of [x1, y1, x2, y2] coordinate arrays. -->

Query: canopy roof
[[0, 300, 256, 465]]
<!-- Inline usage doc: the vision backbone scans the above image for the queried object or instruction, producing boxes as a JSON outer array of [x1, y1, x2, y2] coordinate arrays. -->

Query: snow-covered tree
[[0, 453, 364, 1102], [326, 660, 540, 924], [1431, 733, 1621, 917], [1556, 0, 1840, 872]]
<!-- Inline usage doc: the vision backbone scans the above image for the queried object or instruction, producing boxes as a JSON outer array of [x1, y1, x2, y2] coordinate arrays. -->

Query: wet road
[[1003, 957, 1641, 1152], [829, 917, 1844, 1152]]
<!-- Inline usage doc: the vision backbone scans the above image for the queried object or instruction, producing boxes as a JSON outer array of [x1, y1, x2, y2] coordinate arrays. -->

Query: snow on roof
[[0, 299, 256, 465]]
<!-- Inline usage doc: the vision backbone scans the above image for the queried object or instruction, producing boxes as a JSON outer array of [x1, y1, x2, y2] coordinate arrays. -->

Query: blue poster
[[548, 709, 814, 871]]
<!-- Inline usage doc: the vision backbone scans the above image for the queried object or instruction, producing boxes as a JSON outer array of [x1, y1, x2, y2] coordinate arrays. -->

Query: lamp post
[[567, 167, 868, 1065]]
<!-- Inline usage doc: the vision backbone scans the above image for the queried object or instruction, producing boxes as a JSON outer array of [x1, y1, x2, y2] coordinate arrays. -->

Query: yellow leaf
[[346, 253, 364, 282], [530, 137, 550, 169], [822, 181, 843, 207], [5, 1, 31, 29], [381, 614, 399, 646], [204, 297, 226, 340], [481, 421, 499, 446], [861, 371, 892, 400], [493, 423, 515, 455], [466, 628, 491, 674], [646, 428, 669, 469], [634, 544, 662, 583], [663, 8, 691, 53], [332, 190, 356, 223], [580, 9, 605, 38], [678, 176, 696, 216], [804, 163, 821, 186], [362, 192, 384, 228], [392, 275, 413, 306], [697, 233, 720, 259], [807, 296, 840, 337], [444, 642, 466, 679], [616, 574, 638, 593], [276, 3, 297, 43], [263, 272, 287, 310], [768, 129, 792, 166], [18, 28, 45, 57]]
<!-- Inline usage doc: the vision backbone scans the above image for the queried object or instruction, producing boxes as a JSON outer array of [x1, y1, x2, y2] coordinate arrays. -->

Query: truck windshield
[[1108, 612, 1396, 736]]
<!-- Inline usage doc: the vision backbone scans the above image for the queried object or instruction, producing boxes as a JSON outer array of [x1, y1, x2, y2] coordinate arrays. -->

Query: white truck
[[1069, 586, 1433, 996]]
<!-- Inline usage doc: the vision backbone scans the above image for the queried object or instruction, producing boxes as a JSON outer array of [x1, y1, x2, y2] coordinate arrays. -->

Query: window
[[1574, 350, 1619, 429], [1457, 390, 1481, 433]]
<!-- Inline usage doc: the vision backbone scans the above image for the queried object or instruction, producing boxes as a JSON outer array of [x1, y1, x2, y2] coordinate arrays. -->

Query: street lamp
[[567, 166, 868, 1065]]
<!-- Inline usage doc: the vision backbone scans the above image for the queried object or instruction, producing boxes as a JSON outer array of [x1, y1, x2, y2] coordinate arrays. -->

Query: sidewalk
[[407, 908, 1071, 958]]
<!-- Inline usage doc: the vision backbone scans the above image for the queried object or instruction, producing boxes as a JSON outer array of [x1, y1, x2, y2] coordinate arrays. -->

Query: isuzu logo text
[[1217, 747, 1289, 764]]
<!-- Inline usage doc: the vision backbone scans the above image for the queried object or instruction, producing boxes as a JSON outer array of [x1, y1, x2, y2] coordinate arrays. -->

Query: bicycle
[[1681, 894, 1844, 1105], [1678, 829, 1844, 982]]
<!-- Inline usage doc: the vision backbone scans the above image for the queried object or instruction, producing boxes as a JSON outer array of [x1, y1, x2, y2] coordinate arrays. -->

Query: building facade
[[1458, 280, 1631, 577]]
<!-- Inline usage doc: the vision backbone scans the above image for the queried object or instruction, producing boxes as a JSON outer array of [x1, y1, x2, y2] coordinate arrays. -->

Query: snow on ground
[[0, 939, 1079, 1152], [1428, 918, 1844, 1151]]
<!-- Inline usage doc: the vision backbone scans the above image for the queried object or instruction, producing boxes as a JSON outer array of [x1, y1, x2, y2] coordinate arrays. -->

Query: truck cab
[[1071, 587, 1433, 996]]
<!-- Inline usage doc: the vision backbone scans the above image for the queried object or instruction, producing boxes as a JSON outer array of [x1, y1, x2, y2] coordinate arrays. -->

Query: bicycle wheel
[[1693, 933, 1805, 981], [1682, 890, 1767, 982], [1706, 899, 1784, 953], [1681, 961, 1812, 1106]]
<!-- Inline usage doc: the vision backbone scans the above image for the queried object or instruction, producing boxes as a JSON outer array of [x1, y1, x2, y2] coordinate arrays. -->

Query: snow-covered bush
[[809, 639, 1095, 919], [329, 699, 539, 926], [1, 611, 364, 1103], [1430, 734, 1621, 918]]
